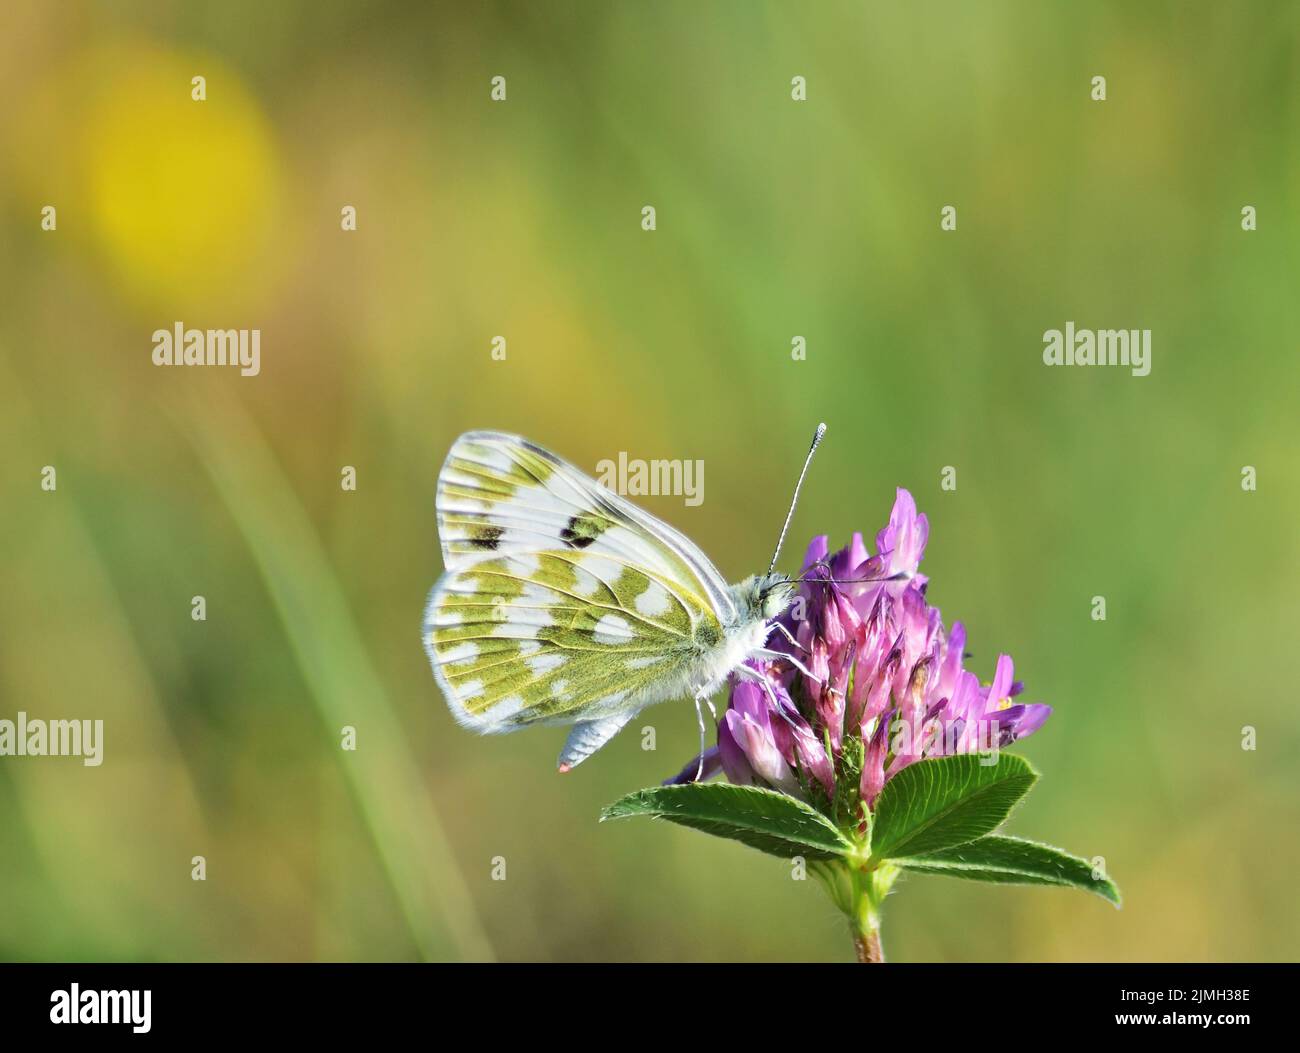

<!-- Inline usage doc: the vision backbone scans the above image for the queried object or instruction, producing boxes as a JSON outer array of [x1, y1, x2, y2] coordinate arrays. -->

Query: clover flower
[[671, 489, 1052, 815], [608, 488, 1118, 962]]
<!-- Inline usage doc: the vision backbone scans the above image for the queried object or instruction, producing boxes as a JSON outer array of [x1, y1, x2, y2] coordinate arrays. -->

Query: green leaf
[[895, 835, 1121, 907], [870, 753, 1037, 860], [600, 783, 854, 860]]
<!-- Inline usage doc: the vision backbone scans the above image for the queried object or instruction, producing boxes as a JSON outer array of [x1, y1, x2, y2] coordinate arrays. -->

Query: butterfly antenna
[[790, 558, 912, 587], [769, 423, 827, 575], [792, 571, 913, 586]]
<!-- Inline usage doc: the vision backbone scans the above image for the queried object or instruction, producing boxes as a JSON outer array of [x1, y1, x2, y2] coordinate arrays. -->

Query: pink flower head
[[666, 489, 1051, 819]]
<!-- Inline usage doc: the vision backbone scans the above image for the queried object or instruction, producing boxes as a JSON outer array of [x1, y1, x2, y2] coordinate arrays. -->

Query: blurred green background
[[2, 1, 1298, 962]]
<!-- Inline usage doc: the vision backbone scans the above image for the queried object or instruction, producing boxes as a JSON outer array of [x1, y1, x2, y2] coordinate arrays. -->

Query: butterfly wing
[[435, 431, 734, 621], [424, 433, 733, 753]]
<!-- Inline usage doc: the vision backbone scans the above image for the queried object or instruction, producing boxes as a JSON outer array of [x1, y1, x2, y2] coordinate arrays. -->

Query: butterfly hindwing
[[426, 432, 738, 759], [424, 545, 724, 733]]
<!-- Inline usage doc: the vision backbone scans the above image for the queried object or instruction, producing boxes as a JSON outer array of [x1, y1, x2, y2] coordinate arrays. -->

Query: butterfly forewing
[[436, 432, 734, 619]]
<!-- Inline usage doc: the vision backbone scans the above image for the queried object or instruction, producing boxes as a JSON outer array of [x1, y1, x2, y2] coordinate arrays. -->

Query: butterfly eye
[[761, 581, 794, 619]]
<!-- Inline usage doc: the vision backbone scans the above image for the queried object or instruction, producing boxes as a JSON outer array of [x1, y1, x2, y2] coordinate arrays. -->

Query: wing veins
[[542, 550, 705, 630], [444, 568, 691, 639]]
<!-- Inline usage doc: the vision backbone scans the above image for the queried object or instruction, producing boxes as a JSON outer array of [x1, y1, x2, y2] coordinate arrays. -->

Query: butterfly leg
[[733, 662, 806, 732], [766, 620, 808, 654], [752, 647, 825, 687], [701, 694, 719, 723], [691, 691, 710, 782], [688, 685, 726, 781]]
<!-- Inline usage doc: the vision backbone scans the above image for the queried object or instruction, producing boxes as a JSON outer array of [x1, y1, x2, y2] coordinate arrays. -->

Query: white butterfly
[[422, 426, 831, 772]]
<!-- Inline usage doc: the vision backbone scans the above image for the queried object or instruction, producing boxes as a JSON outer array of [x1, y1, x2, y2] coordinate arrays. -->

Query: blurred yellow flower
[[15, 40, 284, 314]]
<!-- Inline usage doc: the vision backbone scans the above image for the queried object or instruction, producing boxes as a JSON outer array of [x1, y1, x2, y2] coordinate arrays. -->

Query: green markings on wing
[[442, 444, 567, 509], [430, 554, 699, 641], [436, 433, 732, 632], [440, 452, 526, 504], [426, 552, 717, 724], [438, 440, 574, 560], [437, 638, 671, 724], [500, 440, 558, 486], [559, 509, 609, 548], [455, 439, 556, 494]]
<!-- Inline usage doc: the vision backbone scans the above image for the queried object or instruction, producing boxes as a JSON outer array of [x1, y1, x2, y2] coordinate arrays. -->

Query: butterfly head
[[760, 574, 798, 620], [734, 572, 797, 623]]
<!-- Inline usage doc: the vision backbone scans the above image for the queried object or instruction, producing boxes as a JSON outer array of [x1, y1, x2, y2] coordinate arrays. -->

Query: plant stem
[[852, 926, 884, 963], [848, 862, 896, 963], [811, 858, 897, 963]]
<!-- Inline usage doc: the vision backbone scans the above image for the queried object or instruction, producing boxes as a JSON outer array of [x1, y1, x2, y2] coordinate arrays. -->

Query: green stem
[[848, 863, 897, 964], [810, 858, 898, 963]]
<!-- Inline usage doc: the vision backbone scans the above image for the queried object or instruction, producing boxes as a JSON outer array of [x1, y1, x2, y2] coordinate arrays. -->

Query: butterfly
[[422, 426, 835, 773]]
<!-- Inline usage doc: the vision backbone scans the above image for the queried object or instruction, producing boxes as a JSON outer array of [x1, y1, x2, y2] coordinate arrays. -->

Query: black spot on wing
[[560, 526, 595, 549], [469, 525, 503, 550], [560, 512, 606, 549]]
